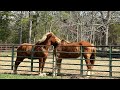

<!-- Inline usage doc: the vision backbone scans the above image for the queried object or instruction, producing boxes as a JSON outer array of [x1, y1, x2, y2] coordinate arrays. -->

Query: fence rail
[[0, 44, 120, 78]]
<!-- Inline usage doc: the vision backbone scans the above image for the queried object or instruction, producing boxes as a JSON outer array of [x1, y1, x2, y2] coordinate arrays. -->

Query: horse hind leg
[[13, 57, 24, 74]]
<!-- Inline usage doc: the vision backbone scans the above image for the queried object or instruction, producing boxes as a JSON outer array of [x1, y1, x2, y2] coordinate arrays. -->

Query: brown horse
[[54, 39, 96, 76], [13, 32, 61, 76]]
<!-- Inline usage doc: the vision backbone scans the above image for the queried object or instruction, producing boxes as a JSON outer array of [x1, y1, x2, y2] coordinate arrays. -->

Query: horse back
[[17, 43, 33, 56], [56, 42, 80, 58], [17, 43, 33, 51]]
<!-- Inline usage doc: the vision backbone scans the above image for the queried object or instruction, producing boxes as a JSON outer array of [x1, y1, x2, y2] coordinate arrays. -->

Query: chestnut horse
[[13, 32, 61, 76], [54, 39, 96, 76]]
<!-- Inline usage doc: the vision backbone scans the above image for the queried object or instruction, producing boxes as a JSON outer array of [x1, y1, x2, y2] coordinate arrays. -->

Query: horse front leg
[[56, 58, 62, 76], [85, 60, 92, 77], [84, 55, 92, 77], [90, 59, 95, 75], [39, 57, 47, 76], [38, 58, 43, 75]]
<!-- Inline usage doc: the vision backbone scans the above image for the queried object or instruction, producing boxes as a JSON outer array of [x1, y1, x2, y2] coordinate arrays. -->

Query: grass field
[[0, 74, 60, 79]]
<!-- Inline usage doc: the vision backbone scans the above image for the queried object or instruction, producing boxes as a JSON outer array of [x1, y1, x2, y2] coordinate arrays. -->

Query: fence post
[[109, 46, 112, 78], [31, 45, 34, 72], [11, 45, 14, 70], [80, 46, 83, 76]]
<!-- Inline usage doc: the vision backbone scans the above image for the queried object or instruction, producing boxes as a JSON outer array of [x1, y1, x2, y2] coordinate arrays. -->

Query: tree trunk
[[19, 11, 23, 44], [100, 11, 111, 46], [29, 11, 32, 43], [105, 11, 111, 46]]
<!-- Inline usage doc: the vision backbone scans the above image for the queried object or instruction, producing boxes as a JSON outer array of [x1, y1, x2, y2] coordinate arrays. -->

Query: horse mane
[[61, 39, 71, 44], [35, 32, 61, 46], [38, 32, 51, 43], [35, 32, 53, 45]]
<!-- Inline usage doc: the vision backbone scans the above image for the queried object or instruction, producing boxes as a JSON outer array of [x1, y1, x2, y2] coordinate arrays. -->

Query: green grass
[[0, 74, 60, 79]]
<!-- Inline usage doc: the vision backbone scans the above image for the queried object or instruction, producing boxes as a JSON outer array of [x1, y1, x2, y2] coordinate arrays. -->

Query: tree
[[0, 11, 120, 46], [0, 11, 13, 43], [99, 11, 111, 45], [109, 23, 120, 45], [28, 11, 32, 43]]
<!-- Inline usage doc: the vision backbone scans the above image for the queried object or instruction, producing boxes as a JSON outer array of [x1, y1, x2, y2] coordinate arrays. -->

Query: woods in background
[[0, 11, 120, 45]]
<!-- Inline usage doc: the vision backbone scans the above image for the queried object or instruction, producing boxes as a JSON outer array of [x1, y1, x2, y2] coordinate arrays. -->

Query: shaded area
[[96, 50, 120, 58]]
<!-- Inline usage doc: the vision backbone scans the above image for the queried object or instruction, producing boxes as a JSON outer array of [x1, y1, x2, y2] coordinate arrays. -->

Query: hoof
[[39, 73, 47, 76], [52, 73, 56, 76], [13, 70, 17, 74], [86, 71, 91, 77], [86, 75, 90, 78]]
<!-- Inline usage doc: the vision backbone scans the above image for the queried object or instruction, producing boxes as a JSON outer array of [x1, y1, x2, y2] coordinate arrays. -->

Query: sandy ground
[[0, 50, 120, 79]]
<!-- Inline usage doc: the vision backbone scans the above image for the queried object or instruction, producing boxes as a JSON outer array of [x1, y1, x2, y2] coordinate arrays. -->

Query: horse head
[[37, 32, 61, 48], [47, 32, 61, 48]]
